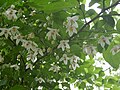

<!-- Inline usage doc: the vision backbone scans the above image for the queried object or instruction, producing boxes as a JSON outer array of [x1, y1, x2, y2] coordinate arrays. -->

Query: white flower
[[70, 55, 80, 70], [57, 40, 70, 51], [38, 48, 44, 56], [111, 45, 120, 55], [98, 35, 111, 48], [10, 64, 19, 70], [4, 5, 17, 21], [83, 45, 96, 55], [60, 54, 69, 65], [64, 16, 79, 37], [27, 51, 37, 63], [0, 28, 11, 38], [35, 77, 45, 83], [9, 26, 19, 36], [46, 27, 59, 40], [0, 54, 4, 63], [13, 34, 23, 45], [26, 63, 33, 70], [49, 65, 60, 72], [66, 25, 77, 37], [66, 16, 79, 28], [22, 40, 32, 50]]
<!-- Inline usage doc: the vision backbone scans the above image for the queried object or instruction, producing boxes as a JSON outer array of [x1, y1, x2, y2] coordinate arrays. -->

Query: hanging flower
[[66, 16, 79, 28], [59, 54, 69, 65], [57, 40, 70, 51], [98, 35, 111, 48], [26, 63, 33, 70], [83, 45, 96, 55], [49, 65, 60, 72], [9, 26, 19, 36], [111, 45, 120, 55], [0, 28, 11, 38], [64, 16, 79, 37], [13, 34, 23, 45], [46, 27, 59, 40], [69, 55, 80, 70], [10, 64, 19, 70], [0, 54, 4, 63], [35, 77, 45, 83], [4, 5, 17, 21]]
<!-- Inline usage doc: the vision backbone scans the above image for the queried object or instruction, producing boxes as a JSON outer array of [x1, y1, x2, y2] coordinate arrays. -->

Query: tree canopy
[[0, 0, 120, 90]]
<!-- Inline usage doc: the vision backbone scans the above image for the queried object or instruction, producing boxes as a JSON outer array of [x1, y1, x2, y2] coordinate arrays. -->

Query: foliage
[[0, 0, 120, 90]]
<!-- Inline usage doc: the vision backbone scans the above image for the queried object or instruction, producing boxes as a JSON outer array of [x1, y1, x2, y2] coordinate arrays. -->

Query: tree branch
[[33, 0, 120, 66], [69, 0, 120, 40]]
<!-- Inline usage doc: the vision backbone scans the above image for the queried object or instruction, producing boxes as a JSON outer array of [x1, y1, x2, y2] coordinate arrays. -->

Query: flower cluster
[[64, 16, 79, 37], [98, 35, 111, 48], [60, 54, 80, 70], [0, 26, 43, 70], [111, 45, 120, 55], [4, 5, 18, 21]]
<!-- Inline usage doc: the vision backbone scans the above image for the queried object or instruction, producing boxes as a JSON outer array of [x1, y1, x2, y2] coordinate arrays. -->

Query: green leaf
[[70, 44, 81, 56], [0, 79, 7, 86], [103, 36, 120, 69], [116, 19, 120, 31], [103, 16, 115, 27], [89, 0, 101, 7], [10, 85, 26, 90], [29, 0, 78, 13]]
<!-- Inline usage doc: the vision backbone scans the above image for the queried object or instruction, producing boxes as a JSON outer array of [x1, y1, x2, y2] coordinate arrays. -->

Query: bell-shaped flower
[[4, 5, 17, 21], [9, 26, 19, 36], [26, 63, 33, 70], [83, 45, 96, 55], [66, 16, 79, 27], [13, 34, 23, 45], [98, 35, 111, 48], [10, 64, 19, 70], [0, 54, 4, 63], [46, 27, 59, 40], [57, 40, 70, 51], [49, 65, 60, 73], [70, 55, 80, 70], [35, 77, 45, 83], [111, 45, 120, 55], [60, 54, 69, 65], [0, 28, 11, 38], [66, 25, 77, 37]]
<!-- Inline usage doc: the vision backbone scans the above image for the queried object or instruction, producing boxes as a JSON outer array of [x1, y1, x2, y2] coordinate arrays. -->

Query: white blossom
[[70, 55, 80, 70], [4, 5, 17, 21], [57, 40, 70, 51], [83, 45, 96, 55], [64, 16, 79, 37], [26, 63, 33, 70], [59, 54, 69, 65], [98, 35, 111, 48], [46, 27, 59, 40], [66, 16, 79, 28], [35, 77, 45, 83], [66, 25, 77, 37], [13, 34, 23, 45], [0, 54, 4, 63], [0, 28, 11, 38], [10, 64, 19, 70], [111, 45, 120, 55], [49, 65, 60, 72], [9, 26, 19, 36]]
